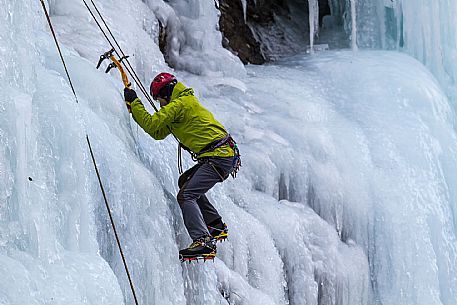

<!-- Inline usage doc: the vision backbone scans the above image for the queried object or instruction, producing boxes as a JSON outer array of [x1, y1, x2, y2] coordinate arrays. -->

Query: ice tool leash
[[38, 1, 140, 304]]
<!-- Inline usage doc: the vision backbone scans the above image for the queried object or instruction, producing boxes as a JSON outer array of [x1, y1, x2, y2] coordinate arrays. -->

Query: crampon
[[179, 236, 216, 263], [179, 252, 216, 263]]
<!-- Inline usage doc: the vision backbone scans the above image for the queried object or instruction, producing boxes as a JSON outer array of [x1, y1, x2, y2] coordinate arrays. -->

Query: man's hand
[[124, 87, 138, 103], [124, 87, 138, 113]]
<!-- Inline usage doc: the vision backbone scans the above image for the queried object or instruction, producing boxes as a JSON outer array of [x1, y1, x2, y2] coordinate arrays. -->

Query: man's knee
[[177, 189, 185, 206], [177, 187, 200, 207]]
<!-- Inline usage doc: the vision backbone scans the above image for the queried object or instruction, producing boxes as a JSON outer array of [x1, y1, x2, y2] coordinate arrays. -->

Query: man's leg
[[177, 162, 223, 240], [178, 165, 222, 226], [196, 157, 235, 224], [196, 195, 222, 225]]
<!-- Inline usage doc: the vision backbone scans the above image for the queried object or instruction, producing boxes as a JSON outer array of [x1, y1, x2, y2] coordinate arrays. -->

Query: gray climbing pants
[[177, 157, 234, 240]]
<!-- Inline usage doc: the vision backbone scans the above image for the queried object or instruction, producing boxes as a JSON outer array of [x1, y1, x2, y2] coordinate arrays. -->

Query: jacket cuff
[[131, 97, 142, 105]]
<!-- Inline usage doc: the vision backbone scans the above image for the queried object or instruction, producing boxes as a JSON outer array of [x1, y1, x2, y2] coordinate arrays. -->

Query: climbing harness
[[178, 134, 241, 178], [38, 1, 139, 304]]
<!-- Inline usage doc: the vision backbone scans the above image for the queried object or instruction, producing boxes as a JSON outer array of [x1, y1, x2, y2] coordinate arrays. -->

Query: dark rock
[[158, 20, 168, 63], [218, 0, 332, 65], [319, 0, 331, 25], [218, 0, 266, 64]]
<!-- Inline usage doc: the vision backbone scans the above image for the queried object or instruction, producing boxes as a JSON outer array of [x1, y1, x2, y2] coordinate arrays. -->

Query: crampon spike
[[180, 254, 215, 263]]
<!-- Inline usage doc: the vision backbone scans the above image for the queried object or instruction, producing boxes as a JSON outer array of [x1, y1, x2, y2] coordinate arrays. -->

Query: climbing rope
[[82, 0, 158, 111], [38, 1, 139, 304]]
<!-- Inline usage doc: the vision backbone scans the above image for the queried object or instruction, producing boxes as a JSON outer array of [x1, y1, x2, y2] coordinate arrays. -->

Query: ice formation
[[1, 0, 457, 305], [330, 0, 457, 95], [308, 0, 319, 53]]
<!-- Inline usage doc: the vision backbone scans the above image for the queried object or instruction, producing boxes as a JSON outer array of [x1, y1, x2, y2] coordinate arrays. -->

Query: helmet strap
[[158, 80, 177, 102]]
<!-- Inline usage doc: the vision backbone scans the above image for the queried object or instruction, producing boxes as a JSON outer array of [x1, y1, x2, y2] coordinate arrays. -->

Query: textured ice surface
[[230, 51, 457, 305], [1, 0, 457, 305], [151, 0, 245, 77], [328, 0, 457, 95]]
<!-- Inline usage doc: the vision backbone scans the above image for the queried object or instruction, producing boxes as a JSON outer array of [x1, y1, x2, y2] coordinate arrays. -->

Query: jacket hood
[[171, 82, 194, 101]]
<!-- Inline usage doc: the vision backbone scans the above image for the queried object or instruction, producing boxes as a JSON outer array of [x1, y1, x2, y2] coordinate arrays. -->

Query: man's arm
[[130, 98, 180, 140]]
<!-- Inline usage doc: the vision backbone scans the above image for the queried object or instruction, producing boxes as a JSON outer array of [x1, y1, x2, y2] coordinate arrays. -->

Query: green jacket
[[130, 82, 234, 159]]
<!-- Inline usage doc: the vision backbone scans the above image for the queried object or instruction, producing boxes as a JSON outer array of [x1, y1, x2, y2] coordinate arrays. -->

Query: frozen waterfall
[[329, 0, 457, 96], [1, 0, 457, 305]]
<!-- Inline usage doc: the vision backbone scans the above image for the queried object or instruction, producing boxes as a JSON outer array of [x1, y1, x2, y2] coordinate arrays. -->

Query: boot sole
[[180, 252, 216, 263]]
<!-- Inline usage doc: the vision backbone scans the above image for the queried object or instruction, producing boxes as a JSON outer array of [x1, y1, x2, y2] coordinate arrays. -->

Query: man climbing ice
[[124, 73, 241, 262]]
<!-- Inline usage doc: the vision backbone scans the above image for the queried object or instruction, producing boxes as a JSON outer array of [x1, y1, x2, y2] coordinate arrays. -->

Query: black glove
[[124, 87, 138, 103]]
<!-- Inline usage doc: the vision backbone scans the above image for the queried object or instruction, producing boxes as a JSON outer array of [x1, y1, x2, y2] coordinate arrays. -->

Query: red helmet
[[150, 72, 177, 100]]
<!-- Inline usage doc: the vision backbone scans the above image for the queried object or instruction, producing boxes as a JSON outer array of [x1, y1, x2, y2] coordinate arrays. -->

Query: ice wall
[[221, 50, 457, 304], [2, 0, 457, 305], [0, 0, 364, 304], [0, 0, 125, 304], [144, 0, 245, 77], [329, 0, 457, 95]]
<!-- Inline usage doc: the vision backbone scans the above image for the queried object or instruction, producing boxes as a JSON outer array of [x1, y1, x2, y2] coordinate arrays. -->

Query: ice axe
[[96, 48, 131, 88]]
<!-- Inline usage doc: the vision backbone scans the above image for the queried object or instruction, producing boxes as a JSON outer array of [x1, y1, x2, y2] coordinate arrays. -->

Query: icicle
[[308, 0, 319, 53], [350, 0, 358, 51], [241, 0, 247, 23], [314, 0, 319, 38]]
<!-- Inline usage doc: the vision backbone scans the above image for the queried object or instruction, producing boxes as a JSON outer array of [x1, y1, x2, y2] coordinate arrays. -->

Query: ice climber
[[123, 72, 241, 261]]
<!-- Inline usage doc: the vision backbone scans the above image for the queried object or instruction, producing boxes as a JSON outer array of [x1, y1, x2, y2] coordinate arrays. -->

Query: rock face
[[218, 0, 271, 64], [318, 0, 331, 25], [218, 0, 331, 64]]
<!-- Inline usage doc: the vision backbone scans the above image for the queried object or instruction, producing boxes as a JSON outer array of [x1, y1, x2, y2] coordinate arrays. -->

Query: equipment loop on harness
[[177, 134, 241, 178]]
